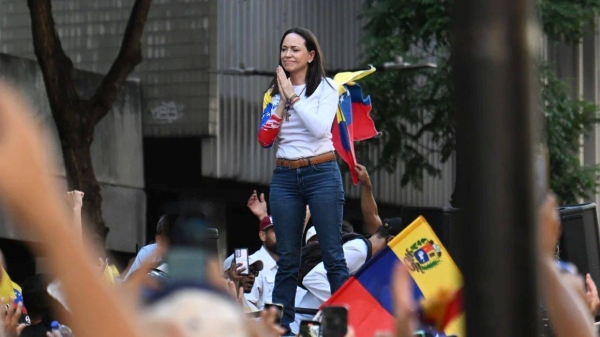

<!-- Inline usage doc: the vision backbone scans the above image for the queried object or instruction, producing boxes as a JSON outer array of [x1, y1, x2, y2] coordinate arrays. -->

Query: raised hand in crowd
[[64, 191, 84, 210], [247, 190, 268, 220], [205, 257, 247, 308], [221, 260, 248, 305], [226, 280, 245, 306], [64, 190, 84, 238], [1, 298, 26, 337], [562, 271, 600, 318], [355, 163, 371, 185], [584, 273, 600, 316], [225, 262, 246, 285], [356, 163, 382, 235]]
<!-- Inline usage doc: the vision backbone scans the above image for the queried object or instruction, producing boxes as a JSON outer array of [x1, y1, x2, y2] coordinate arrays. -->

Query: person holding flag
[[257, 27, 350, 334]]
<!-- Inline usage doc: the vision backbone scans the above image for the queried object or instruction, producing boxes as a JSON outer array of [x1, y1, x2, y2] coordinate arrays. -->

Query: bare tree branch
[[27, 0, 79, 120], [90, 0, 152, 125]]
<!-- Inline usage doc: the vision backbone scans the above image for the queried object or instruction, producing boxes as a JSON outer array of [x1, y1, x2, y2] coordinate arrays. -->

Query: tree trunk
[[59, 124, 107, 242]]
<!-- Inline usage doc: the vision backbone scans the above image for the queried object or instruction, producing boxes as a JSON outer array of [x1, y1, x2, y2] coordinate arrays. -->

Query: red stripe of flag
[[323, 276, 395, 336], [440, 288, 463, 330], [350, 101, 378, 141]]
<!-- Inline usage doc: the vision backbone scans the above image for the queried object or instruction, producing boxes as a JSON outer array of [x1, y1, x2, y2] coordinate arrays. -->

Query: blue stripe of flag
[[259, 102, 273, 129], [355, 246, 424, 315], [346, 83, 372, 106], [336, 117, 352, 152], [339, 90, 353, 125]]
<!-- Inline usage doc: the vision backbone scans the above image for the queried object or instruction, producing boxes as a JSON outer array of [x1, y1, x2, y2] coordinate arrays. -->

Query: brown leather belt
[[276, 152, 336, 169]]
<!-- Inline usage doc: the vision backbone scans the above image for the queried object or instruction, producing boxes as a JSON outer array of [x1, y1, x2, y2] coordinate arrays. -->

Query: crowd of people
[[0, 26, 599, 337]]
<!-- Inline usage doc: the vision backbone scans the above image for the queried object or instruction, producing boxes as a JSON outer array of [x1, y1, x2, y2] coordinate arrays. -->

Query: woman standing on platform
[[257, 27, 349, 333]]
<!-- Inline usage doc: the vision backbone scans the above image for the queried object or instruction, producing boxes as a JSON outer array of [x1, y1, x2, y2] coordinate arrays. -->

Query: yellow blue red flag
[[332, 66, 378, 185], [323, 216, 465, 336]]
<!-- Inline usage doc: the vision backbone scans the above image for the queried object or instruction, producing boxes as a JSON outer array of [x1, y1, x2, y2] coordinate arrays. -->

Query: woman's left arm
[[292, 82, 339, 139]]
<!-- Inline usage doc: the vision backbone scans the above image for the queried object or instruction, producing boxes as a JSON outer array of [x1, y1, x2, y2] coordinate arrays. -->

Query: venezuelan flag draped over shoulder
[[332, 66, 379, 185], [260, 67, 379, 182], [323, 216, 465, 337]]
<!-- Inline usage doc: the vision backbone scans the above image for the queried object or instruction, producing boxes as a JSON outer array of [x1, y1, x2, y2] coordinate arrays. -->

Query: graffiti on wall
[[151, 101, 184, 123]]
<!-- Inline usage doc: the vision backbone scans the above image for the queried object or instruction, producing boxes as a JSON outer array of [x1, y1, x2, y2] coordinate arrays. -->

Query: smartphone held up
[[264, 303, 284, 325], [235, 248, 250, 275], [299, 320, 321, 337]]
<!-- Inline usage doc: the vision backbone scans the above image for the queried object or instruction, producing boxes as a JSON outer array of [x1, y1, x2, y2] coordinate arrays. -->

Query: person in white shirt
[[257, 27, 349, 333], [291, 225, 402, 334], [222, 191, 279, 312], [305, 226, 317, 245], [123, 214, 178, 281], [222, 190, 280, 276], [243, 216, 279, 312], [223, 257, 265, 314]]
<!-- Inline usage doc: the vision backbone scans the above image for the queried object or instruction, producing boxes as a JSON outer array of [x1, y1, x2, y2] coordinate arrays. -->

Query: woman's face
[[280, 33, 315, 74]]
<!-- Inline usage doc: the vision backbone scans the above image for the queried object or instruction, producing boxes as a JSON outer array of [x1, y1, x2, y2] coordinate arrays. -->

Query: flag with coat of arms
[[323, 216, 465, 337]]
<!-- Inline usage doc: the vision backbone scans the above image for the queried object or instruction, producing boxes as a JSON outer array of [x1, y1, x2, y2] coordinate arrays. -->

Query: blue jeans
[[270, 159, 349, 330]]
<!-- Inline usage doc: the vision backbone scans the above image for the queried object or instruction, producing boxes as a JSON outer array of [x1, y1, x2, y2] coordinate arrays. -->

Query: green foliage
[[361, 0, 600, 202], [542, 67, 600, 204], [539, 0, 600, 43], [358, 0, 454, 188]]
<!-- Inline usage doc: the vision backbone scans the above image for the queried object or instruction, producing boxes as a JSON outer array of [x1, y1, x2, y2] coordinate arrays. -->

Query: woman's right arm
[[258, 99, 285, 148]]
